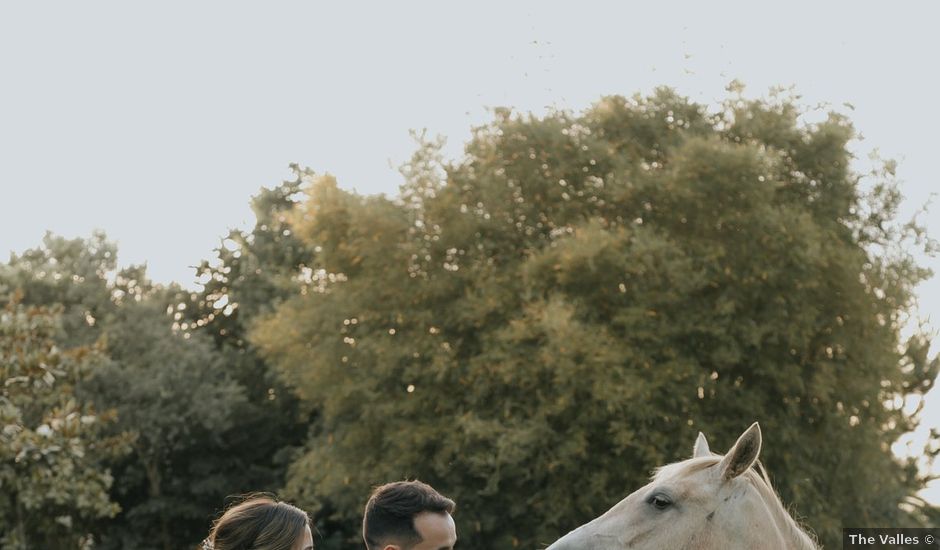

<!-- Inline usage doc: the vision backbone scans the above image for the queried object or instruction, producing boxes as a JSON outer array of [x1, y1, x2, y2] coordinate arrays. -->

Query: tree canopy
[[0, 302, 127, 549], [252, 88, 938, 548], [0, 87, 936, 550], [0, 229, 307, 549]]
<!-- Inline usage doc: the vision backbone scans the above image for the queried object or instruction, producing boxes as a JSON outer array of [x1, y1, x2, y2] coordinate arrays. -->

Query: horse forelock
[[651, 455, 721, 482]]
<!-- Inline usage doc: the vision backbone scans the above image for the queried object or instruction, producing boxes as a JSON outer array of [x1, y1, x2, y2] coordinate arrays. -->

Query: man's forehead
[[414, 511, 456, 539], [414, 510, 455, 527]]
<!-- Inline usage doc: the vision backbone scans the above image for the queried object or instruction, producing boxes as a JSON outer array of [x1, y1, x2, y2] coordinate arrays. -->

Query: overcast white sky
[[1, 1, 938, 502]]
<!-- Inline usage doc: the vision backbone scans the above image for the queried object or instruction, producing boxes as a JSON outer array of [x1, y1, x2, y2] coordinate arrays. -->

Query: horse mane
[[655, 456, 820, 550]]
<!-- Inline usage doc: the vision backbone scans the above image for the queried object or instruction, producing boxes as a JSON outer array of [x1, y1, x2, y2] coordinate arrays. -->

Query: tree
[[1, 235, 251, 549], [179, 167, 316, 532], [85, 294, 249, 550], [252, 88, 938, 549], [184, 166, 313, 421], [0, 301, 127, 549], [0, 231, 122, 349]]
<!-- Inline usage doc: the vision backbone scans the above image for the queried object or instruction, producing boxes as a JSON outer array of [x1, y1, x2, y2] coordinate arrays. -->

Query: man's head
[[362, 480, 457, 550]]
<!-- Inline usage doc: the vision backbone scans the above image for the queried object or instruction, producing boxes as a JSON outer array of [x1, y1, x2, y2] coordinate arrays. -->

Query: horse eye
[[647, 494, 672, 510]]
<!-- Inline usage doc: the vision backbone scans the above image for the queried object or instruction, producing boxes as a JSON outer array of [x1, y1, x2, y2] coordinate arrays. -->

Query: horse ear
[[693, 432, 711, 458], [719, 423, 761, 481]]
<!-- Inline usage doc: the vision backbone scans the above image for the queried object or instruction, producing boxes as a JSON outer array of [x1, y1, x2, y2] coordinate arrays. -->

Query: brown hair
[[362, 480, 455, 550], [206, 494, 311, 550]]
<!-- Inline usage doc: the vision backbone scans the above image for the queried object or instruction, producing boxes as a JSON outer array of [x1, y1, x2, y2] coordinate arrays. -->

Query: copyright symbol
[[926, 534, 935, 544]]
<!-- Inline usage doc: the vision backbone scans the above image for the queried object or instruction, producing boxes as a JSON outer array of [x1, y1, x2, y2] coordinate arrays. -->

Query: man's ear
[[382, 545, 401, 550], [718, 423, 761, 481], [693, 432, 711, 458]]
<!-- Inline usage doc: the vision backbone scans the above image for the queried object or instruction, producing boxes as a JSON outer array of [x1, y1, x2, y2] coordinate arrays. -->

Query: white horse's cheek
[[689, 530, 720, 550]]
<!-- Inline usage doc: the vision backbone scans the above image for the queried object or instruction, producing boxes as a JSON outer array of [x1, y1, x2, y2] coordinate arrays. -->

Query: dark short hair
[[362, 480, 456, 550], [208, 494, 310, 550]]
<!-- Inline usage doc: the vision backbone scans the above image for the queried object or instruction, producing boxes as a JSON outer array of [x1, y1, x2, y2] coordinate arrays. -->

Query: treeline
[[2, 88, 938, 549]]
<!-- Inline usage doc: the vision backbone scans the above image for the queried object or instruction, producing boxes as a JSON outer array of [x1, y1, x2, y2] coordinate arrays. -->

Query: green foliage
[[0, 232, 123, 349], [252, 89, 938, 549], [1, 88, 935, 550], [179, 168, 314, 529], [191, 166, 315, 328], [0, 235, 269, 549], [85, 294, 249, 550], [0, 302, 127, 549]]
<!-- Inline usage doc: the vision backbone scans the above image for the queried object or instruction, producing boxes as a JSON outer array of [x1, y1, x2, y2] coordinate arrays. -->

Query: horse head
[[545, 423, 817, 550]]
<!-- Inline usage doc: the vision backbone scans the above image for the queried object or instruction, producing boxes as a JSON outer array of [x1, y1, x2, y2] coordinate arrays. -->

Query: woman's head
[[206, 495, 313, 550]]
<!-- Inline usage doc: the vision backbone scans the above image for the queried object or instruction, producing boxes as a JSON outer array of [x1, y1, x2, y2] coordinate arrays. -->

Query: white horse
[[545, 423, 818, 549]]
